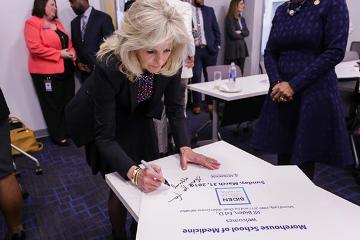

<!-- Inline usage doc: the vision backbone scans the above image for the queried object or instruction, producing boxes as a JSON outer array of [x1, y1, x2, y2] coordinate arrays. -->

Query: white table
[[105, 141, 360, 240], [187, 74, 269, 142], [106, 141, 293, 222], [336, 60, 360, 92], [106, 141, 275, 222], [335, 60, 360, 79]]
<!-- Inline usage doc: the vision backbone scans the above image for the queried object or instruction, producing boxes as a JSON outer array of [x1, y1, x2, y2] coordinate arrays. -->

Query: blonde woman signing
[[66, 0, 220, 239]]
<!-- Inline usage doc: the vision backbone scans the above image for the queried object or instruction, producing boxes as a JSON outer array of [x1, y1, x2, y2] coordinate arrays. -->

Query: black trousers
[[0, 118, 13, 178], [31, 72, 74, 142], [191, 47, 218, 107]]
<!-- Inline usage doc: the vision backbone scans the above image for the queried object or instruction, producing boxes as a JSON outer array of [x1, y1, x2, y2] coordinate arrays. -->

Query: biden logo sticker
[[215, 187, 251, 205]]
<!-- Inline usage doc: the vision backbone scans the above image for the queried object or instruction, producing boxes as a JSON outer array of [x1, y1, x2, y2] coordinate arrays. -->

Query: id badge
[[44, 77, 52, 92]]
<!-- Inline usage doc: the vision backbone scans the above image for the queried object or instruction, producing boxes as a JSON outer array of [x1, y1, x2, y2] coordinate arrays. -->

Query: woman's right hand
[[60, 49, 74, 59], [127, 164, 165, 193], [271, 82, 294, 102]]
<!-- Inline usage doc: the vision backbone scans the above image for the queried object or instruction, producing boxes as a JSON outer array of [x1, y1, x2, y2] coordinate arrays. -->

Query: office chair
[[337, 62, 360, 184], [350, 41, 360, 58], [338, 51, 359, 103], [342, 80, 360, 184], [193, 65, 240, 141], [193, 65, 265, 142], [11, 144, 43, 175], [259, 60, 266, 74], [342, 51, 359, 62]]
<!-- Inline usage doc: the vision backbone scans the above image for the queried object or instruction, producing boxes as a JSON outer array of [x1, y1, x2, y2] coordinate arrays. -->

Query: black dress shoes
[[52, 138, 69, 146], [9, 230, 26, 240]]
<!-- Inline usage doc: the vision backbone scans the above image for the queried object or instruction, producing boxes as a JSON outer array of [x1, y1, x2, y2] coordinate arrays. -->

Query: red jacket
[[24, 16, 75, 74]]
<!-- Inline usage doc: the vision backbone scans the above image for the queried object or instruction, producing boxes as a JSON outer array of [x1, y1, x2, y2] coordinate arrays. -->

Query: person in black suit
[[191, 0, 221, 114], [0, 88, 25, 240], [65, 1, 220, 239], [224, 0, 249, 76], [124, 0, 136, 12], [69, 0, 114, 83]]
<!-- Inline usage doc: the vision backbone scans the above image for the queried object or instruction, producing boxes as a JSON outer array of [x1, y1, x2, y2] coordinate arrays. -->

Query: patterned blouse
[[134, 72, 155, 103]]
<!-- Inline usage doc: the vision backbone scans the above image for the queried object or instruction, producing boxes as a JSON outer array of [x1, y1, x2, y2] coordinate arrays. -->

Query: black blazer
[[0, 88, 10, 121], [201, 6, 221, 55], [124, 0, 135, 12], [65, 56, 190, 178], [224, 15, 249, 60], [71, 8, 114, 69]]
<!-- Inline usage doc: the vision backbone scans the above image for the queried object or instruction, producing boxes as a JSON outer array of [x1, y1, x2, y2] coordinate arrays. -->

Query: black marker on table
[[141, 160, 171, 187]]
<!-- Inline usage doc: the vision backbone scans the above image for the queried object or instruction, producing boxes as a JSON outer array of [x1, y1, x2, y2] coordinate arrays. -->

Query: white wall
[[347, 0, 360, 49], [0, 0, 101, 133], [243, 0, 263, 75]]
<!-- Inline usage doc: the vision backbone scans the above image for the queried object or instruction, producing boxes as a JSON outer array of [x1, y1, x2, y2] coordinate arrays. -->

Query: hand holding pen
[[141, 160, 170, 187], [135, 161, 169, 193]]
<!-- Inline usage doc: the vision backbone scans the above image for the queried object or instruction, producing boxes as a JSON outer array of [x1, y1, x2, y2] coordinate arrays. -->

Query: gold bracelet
[[134, 168, 142, 186], [130, 167, 141, 185]]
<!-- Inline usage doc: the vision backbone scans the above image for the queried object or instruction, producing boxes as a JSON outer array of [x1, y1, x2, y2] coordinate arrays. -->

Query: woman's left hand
[[179, 147, 220, 170], [185, 56, 194, 68], [271, 82, 294, 102], [70, 50, 77, 62]]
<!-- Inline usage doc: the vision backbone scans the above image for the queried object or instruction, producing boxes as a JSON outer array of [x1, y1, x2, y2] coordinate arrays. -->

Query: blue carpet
[[0, 108, 359, 239]]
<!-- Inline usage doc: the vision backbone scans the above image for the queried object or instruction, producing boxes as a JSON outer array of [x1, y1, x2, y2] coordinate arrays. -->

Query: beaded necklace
[[286, 0, 307, 16]]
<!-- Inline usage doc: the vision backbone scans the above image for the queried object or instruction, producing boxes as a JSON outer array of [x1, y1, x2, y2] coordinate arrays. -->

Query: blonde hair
[[97, 0, 190, 81]]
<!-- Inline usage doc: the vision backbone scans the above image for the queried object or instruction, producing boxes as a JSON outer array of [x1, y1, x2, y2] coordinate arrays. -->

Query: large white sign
[[136, 165, 359, 240], [105, 141, 360, 240]]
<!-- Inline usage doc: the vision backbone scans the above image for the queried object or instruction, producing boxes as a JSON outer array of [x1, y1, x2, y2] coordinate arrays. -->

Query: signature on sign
[[168, 176, 201, 203]]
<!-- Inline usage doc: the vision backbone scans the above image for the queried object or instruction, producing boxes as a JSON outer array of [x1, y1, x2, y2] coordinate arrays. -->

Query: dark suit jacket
[[71, 8, 114, 69], [124, 0, 135, 12], [65, 55, 189, 178], [224, 15, 249, 60], [0, 89, 10, 121], [201, 6, 221, 55]]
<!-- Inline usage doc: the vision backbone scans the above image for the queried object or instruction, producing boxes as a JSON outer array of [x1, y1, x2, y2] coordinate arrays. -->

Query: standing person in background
[[0, 88, 25, 240], [224, 0, 249, 76], [191, 0, 221, 114], [252, 0, 354, 180], [154, 0, 195, 156], [124, 0, 136, 11], [24, 0, 76, 146], [69, 0, 114, 83]]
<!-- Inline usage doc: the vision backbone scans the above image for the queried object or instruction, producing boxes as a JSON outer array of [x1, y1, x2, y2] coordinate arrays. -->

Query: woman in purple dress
[[252, 0, 354, 179]]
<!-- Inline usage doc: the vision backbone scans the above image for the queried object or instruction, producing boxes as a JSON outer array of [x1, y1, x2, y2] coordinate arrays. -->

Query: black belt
[[196, 44, 207, 49]]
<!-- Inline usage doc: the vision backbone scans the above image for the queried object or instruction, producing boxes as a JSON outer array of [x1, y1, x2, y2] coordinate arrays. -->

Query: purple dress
[[252, 0, 354, 167]]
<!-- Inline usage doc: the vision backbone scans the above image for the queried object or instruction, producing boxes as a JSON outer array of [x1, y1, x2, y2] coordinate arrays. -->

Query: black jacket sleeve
[[164, 72, 190, 150], [0, 88, 10, 120], [225, 16, 249, 40], [93, 61, 135, 178], [211, 7, 221, 49], [101, 14, 115, 39]]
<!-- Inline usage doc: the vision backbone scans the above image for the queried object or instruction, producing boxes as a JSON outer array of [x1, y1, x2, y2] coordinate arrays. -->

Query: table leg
[[212, 99, 219, 142]]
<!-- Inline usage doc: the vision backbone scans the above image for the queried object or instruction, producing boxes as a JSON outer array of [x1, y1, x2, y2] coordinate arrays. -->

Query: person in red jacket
[[24, 0, 76, 146]]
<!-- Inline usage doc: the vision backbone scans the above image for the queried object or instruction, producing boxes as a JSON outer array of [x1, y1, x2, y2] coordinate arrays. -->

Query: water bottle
[[228, 62, 237, 88]]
